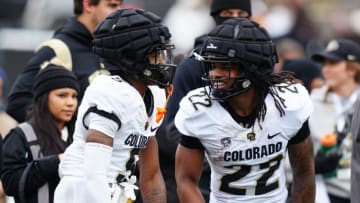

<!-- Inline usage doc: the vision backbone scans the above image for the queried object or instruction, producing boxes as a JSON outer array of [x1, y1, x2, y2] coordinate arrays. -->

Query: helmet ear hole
[[242, 80, 251, 88], [228, 49, 236, 57], [143, 69, 152, 77]]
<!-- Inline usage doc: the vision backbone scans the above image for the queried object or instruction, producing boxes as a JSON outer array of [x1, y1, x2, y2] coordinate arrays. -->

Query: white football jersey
[[59, 75, 166, 182], [175, 83, 313, 203]]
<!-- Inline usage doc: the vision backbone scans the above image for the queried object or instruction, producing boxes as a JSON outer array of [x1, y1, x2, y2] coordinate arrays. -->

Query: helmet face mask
[[151, 43, 175, 65], [201, 54, 252, 100]]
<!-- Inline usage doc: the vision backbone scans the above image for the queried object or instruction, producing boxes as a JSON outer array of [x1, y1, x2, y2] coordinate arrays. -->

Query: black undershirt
[[219, 101, 256, 128]]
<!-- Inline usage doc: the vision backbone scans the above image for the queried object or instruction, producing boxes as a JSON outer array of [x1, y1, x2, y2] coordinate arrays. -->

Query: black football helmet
[[198, 18, 278, 100], [93, 9, 176, 88]]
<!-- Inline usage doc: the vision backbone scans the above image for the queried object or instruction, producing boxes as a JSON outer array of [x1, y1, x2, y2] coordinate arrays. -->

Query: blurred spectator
[[328, 10, 353, 39], [309, 38, 360, 203], [0, 67, 17, 203], [282, 58, 324, 92], [262, 1, 319, 52], [21, 0, 73, 30], [0, 67, 17, 136], [262, 4, 295, 40], [163, 0, 214, 56], [0, 68, 7, 110], [6, 0, 123, 123], [274, 38, 305, 72], [121, 0, 144, 9], [0, 0, 27, 28], [1, 63, 79, 203], [350, 8, 360, 38], [286, 0, 319, 47]]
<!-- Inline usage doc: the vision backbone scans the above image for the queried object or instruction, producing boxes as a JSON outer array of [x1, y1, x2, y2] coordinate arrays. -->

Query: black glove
[[314, 150, 342, 174]]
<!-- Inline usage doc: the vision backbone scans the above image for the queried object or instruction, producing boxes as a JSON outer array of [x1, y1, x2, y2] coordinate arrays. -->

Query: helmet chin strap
[[140, 64, 176, 88], [211, 77, 252, 100]]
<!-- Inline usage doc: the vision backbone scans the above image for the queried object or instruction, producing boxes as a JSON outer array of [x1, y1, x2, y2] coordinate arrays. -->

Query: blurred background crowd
[[1, 0, 360, 98]]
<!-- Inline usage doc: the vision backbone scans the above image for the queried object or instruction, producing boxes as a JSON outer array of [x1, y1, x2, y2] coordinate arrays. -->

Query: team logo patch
[[247, 132, 256, 141], [221, 137, 231, 148]]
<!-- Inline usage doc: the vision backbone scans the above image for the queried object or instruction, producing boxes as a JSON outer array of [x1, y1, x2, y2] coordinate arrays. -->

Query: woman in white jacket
[[310, 38, 360, 203]]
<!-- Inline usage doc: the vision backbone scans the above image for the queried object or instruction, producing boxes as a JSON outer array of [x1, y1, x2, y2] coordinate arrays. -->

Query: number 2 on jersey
[[220, 154, 283, 195], [188, 90, 212, 111]]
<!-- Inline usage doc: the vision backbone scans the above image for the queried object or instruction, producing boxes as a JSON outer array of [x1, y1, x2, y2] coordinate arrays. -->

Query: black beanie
[[210, 0, 252, 17], [33, 65, 80, 101], [282, 58, 322, 91]]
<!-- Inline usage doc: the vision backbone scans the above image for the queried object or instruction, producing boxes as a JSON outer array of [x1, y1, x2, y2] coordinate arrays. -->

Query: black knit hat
[[282, 58, 322, 91], [210, 0, 252, 17], [33, 65, 80, 101]]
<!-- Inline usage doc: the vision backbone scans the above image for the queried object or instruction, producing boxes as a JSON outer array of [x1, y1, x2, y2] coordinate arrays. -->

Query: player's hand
[[314, 150, 342, 174]]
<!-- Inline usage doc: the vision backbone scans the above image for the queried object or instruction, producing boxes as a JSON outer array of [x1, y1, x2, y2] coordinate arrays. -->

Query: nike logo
[[268, 132, 281, 139], [150, 126, 159, 132]]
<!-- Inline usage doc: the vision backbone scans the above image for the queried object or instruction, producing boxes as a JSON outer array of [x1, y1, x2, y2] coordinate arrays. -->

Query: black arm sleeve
[[1, 127, 60, 198], [6, 47, 56, 122], [288, 119, 310, 145]]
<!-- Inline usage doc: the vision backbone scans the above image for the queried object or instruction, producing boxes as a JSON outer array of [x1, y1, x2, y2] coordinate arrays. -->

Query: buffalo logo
[[221, 137, 231, 148], [247, 132, 256, 141]]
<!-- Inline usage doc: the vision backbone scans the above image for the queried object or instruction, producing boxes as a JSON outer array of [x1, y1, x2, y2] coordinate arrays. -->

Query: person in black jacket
[[6, 0, 123, 123], [1, 62, 80, 203], [156, 0, 252, 202]]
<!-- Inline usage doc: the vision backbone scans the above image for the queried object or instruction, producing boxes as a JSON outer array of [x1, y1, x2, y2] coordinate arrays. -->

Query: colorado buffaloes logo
[[221, 137, 231, 148], [247, 132, 256, 141]]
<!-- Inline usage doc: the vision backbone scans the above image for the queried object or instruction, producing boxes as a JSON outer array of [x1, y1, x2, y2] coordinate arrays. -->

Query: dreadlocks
[[249, 70, 297, 128]]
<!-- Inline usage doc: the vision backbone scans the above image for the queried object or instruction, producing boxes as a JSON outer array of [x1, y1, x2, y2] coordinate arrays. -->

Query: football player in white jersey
[[175, 18, 315, 203], [54, 9, 175, 203]]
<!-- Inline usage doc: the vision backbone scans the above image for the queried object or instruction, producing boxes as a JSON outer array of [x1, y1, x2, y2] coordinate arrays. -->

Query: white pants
[[54, 176, 87, 203], [54, 176, 112, 203]]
